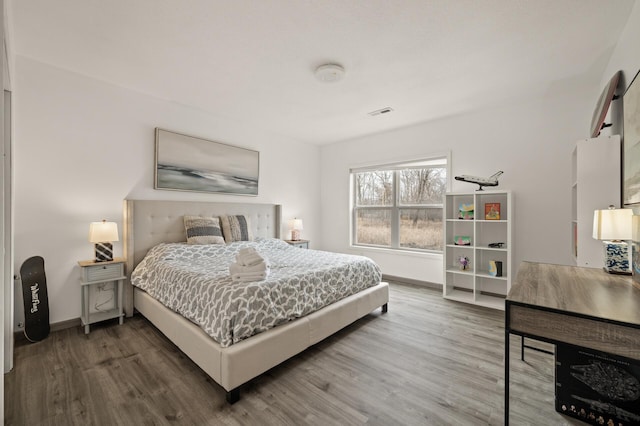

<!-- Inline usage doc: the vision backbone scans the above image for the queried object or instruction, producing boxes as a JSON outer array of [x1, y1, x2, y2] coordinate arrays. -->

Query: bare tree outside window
[[355, 171, 393, 206], [352, 159, 447, 252], [399, 168, 446, 205]]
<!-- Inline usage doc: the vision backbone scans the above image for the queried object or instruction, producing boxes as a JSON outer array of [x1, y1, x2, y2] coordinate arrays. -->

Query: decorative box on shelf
[[485, 203, 501, 220], [458, 203, 474, 220]]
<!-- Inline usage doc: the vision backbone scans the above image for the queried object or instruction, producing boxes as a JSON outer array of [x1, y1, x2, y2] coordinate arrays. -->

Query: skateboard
[[20, 256, 50, 342], [591, 70, 621, 138]]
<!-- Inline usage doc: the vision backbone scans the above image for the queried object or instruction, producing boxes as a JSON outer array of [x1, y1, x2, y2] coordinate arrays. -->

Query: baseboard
[[14, 317, 81, 343], [12, 279, 439, 343], [382, 274, 441, 290]]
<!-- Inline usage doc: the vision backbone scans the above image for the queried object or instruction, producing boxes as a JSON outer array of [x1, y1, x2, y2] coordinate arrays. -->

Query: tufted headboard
[[122, 199, 281, 315]]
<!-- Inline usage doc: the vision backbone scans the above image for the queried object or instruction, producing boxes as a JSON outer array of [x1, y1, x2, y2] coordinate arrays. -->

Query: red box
[[484, 203, 500, 220]]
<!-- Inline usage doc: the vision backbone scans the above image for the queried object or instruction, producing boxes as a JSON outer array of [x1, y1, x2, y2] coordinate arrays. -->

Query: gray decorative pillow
[[183, 216, 225, 245], [220, 215, 253, 243]]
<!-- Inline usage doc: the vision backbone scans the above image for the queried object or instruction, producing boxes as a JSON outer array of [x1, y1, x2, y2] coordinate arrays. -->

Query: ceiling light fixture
[[315, 64, 345, 83]]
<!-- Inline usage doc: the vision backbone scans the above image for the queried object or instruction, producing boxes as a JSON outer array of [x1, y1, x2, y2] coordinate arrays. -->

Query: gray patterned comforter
[[131, 238, 382, 347]]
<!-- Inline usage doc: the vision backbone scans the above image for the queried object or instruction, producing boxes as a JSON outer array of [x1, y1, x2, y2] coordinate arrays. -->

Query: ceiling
[[9, 0, 636, 144]]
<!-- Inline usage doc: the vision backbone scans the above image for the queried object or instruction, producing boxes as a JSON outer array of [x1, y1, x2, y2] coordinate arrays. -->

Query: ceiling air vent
[[368, 107, 394, 116]]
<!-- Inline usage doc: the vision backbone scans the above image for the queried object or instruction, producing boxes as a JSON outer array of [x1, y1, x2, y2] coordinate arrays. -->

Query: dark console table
[[504, 261, 640, 425]]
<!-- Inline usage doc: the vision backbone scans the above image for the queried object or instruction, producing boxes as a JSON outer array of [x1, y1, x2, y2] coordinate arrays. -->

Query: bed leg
[[226, 388, 240, 404], [381, 303, 388, 313]]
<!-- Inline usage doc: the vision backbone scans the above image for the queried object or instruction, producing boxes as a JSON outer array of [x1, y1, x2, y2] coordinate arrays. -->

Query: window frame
[[350, 154, 450, 253]]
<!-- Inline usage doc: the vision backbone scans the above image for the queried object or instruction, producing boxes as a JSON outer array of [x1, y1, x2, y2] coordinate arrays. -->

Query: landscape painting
[[155, 128, 259, 195]]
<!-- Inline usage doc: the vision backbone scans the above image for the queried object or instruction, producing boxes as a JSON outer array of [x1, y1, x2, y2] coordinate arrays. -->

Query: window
[[351, 156, 448, 252]]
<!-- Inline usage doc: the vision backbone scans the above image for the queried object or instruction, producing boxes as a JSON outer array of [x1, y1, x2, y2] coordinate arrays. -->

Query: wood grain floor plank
[[5, 283, 585, 425]]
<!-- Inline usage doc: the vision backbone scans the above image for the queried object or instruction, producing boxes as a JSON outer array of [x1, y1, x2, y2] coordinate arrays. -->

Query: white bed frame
[[123, 199, 389, 403]]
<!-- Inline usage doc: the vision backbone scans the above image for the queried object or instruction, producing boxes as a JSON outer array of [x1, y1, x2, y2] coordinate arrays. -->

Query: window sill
[[348, 245, 443, 259]]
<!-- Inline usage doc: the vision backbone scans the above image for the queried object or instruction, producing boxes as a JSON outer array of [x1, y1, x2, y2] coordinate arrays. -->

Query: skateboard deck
[[20, 256, 50, 342], [591, 71, 621, 138]]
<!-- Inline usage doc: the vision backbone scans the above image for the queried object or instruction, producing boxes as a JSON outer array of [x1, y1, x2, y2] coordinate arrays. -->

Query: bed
[[122, 199, 389, 403]]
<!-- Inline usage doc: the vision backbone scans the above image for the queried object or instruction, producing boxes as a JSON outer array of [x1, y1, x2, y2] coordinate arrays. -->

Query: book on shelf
[[484, 203, 500, 220]]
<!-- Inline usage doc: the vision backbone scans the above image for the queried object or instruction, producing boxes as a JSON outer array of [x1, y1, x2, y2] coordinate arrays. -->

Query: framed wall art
[[623, 69, 640, 205], [155, 128, 259, 196]]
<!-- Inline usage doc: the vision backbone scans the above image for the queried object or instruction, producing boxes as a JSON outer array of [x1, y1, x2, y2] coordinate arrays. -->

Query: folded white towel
[[229, 249, 270, 281], [229, 261, 270, 275], [231, 270, 269, 282], [238, 247, 257, 256], [236, 247, 266, 267]]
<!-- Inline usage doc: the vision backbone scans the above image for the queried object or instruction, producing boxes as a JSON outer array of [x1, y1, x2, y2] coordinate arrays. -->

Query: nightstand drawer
[[284, 240, 309, 249], [85, 263, 124, 282]]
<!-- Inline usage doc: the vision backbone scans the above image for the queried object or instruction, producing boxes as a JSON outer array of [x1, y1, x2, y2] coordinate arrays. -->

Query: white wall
[[12, 1, 640, 325], [319, 0, 640, 283], [600, 1, 640, 147], [319, 83, 596, 283], [13, 56, 320, 327], [1, 0, 7, 418]]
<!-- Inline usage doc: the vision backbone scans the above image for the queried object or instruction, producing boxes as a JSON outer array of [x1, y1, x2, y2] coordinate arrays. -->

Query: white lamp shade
[[289, 218, 303, 230], [89, 221, 119, 243], [592, 208, 633, 240]]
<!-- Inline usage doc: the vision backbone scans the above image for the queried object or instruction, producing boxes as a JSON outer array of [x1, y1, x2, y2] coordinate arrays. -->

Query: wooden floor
[[4, 283, 583, 425]]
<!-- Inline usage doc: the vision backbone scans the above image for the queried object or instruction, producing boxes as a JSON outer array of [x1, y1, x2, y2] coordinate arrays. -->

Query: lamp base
[[94, 242, 113, 262], [291, 229, 301, 241], [603, 240, 631, 275], [602, 267, 632, 275]]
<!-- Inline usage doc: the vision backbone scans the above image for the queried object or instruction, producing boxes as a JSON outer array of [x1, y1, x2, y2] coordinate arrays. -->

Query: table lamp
[[89, 220, 119, 262], [592, 206, 633, 274], [289, 218, 303, 241]]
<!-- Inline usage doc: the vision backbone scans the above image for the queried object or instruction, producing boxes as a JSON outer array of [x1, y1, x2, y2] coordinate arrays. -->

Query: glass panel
[[399, 167, 447, 205], [356, 209, 391, 246], [400, 208, 443, 250], [354, 171, 393, 206]]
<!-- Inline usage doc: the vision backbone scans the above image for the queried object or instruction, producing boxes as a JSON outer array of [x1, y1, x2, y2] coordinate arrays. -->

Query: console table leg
[[226, 388, 240, 404], [505, 330, 510, 426]]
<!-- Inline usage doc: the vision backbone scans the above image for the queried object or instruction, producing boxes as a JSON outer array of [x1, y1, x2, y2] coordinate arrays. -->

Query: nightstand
[[78, 258, 126, 334], [285, 239, 309, 249]]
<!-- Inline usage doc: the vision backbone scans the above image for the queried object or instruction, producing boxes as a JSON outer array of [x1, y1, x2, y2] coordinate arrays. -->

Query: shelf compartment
[[475, 222, 508, 247], [476, 192, 509, 220], [476, 275, 508, 295], [444, 288, 475, 304], [445, 245, 474, 273], [445, 267, 475, 275], [445, 244, 474, 249], [475, 271, 508, 280], [445, 194, 475, 221], [444, 271, 473, 292], [445, 219, 473, 247], [474, 293, 506, 310], [476, 249, 508, 279], [475, 246, 508, 252]]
